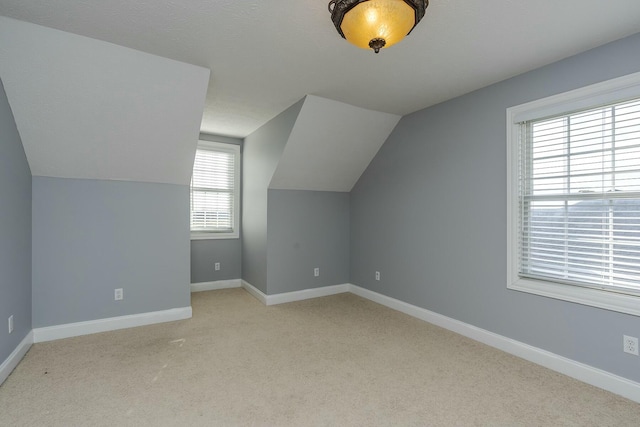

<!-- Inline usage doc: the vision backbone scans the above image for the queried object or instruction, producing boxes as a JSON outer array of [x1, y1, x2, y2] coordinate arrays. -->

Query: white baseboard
[[14, 279, 637, 402], [240, 281, 349, 306], [265, 283, 350, 305], [191, 279, 241, 293], [0, 331, 33, 386], [241, 280, 268, 305], [33, 306, 192, 343], [234, 280, 640, 402], [348, 284, 640, 404]]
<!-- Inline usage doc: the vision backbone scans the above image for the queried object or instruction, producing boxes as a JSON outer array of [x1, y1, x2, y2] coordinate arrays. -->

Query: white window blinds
[[190, 145, 236, 233], [518, 98, 640, 296]]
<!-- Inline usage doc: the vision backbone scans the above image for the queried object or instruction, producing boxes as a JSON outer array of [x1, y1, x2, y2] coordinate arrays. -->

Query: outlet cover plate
[[623, 335, 639, 355]]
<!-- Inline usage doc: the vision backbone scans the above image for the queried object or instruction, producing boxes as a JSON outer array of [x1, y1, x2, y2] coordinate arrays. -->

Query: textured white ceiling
[[1, 1, 640, 138], [270, 95, 400, 192], [0, 17, 210, 185]]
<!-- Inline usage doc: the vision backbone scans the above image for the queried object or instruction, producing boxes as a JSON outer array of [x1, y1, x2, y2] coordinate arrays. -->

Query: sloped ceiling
[[0, 17, 209, 185], [270, 95, 400, 192]]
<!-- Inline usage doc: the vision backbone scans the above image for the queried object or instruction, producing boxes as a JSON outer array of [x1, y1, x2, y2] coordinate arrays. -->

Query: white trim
[[510, 70, 640, 123], [264, 284, 350, 305], [190, 140, 240, 240], [191, 279, 241, 293], [33, 307, 192, 343], [506, 105, 519, 300], [241, 280, 268, 305], [190, 232, 239, 240], [509, 278, 640, 317], [348, 284, 640, 404], [240, 281, 349, 306], [6, 280, 638, 402], [506, 72, 640, 317], [0, 331, 33, 386], [240, 281, 640, 401]]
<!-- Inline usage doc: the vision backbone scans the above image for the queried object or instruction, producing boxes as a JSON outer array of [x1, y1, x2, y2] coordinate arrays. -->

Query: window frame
[[190, 140, 240, 240], [507, 71, 640, 317]]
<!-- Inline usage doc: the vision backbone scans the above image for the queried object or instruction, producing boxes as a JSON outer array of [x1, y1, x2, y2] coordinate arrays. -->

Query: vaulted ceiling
[[2, 1, 640, 138]]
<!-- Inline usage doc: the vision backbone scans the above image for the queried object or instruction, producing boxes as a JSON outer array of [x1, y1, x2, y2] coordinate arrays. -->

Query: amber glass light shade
[[329, 0, 428, 53], [341, 0, 415, 51]]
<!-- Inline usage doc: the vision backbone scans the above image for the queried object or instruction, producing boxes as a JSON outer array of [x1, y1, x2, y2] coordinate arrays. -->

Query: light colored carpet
[[1, 288, 639, 426]]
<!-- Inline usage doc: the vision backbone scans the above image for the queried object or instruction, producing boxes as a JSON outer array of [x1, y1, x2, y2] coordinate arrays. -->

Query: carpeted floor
[[1, 288, 639, 426]]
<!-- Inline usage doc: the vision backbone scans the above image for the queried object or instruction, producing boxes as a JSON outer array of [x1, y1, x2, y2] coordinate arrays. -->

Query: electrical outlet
[[8, 315, 13, 334], [114, 288, 124, 301], [375, 271, 381, 281], [623, 335, 639, 356], [314, 268, 319, 277], [214, 262, 220, 271]]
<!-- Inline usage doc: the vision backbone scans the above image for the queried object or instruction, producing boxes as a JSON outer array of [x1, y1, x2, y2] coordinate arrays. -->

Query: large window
[[190, 140, 240, 239], [507, 72, 640, 316]]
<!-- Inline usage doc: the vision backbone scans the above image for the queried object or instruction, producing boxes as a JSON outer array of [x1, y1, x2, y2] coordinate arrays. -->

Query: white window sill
[[508, 277, 640, 317], [191, 231, 239, 240]]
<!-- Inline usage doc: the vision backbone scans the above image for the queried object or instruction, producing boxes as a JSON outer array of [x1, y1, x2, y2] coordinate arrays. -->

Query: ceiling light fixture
[[328, 0, 428, 53]]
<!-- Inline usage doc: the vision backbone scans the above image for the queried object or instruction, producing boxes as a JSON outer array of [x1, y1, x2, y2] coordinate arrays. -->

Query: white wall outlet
[[314, 268, 319, 277], [114, 288, 124, 301], [8, 315, 13, 334], [375, 271, 381, 281], [623, 335, 639, 356], [214, 262, 220, 271]]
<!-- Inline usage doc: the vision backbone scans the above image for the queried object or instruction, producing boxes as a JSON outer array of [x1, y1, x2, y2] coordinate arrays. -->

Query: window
[[190, 140, 240, 239], [507, 72, 640, 316]]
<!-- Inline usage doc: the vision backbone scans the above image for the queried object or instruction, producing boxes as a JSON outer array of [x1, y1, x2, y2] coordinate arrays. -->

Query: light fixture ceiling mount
[[328, 0, 429, 53]]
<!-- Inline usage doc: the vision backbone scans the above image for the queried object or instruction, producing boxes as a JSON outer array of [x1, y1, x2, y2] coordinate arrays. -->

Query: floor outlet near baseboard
[[8, 315, 13, 334], [114, 288, 123, 301]]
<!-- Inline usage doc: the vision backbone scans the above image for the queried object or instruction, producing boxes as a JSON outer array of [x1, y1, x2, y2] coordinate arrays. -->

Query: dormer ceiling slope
[[270, 95, 400, 192], [0, 17, 209, 186]]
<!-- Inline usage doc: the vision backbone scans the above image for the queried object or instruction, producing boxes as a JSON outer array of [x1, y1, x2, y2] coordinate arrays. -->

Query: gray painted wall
[[190, 133, 243, 284], [350, 33, 640, 382], [0, 79, 31, 364], [242, 100, 304, 292], [267, 190, 349, 294], [32, 177, 190, 327], [191, 239, 242, 283]]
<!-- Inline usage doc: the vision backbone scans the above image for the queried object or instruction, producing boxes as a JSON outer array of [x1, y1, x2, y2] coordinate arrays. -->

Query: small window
[[507, 72, 640, 316], [190, 141, 240, 239]]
